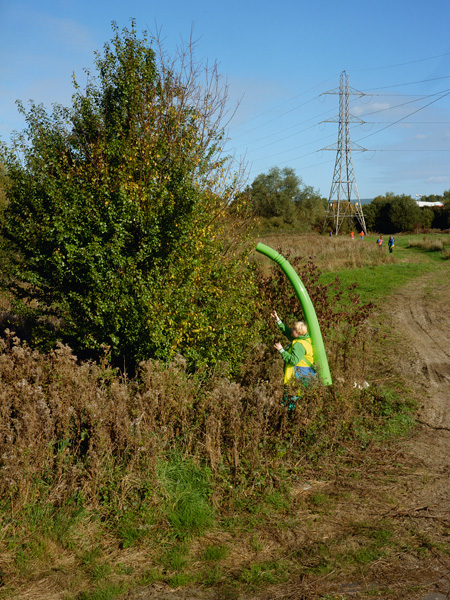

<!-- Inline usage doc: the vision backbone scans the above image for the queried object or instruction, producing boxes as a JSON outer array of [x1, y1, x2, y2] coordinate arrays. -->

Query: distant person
[[377, 235, 383, 248], [271, 310, 316, 410], [329, 231, 333, 237], [350, 231, 354, 240], [388, 236, 395, 253], [360, 231, 365, 240]]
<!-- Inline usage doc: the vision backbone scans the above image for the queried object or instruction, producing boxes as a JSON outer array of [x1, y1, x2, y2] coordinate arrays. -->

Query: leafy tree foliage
[[431, 200, 450, 229], [0, 163, 7, 212], [250, 167, 298, 224], [295, 185, 326, 231], [420, 190, 450, 203], [419, 207, 434, 230], [387, 194, 422, 232], [364, 193, 421, 233], [1, 23, 258, 372], [364, 191, 450, 233], [420, 190, 450, 229], [250, 166, 324, 229]]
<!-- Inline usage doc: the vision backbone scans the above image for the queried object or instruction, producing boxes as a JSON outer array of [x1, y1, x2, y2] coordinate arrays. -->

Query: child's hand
[[271, 310, 279, 321], [274, 342, 283, 351]]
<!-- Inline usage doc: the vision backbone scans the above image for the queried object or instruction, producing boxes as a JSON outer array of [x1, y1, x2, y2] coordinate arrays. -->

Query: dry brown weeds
[[255, 232, 394, 273], [0, 310, 375, 516]]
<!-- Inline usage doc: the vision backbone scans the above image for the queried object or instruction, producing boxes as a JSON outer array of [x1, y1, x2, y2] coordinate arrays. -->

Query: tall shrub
[[1, 23, 258, 371]]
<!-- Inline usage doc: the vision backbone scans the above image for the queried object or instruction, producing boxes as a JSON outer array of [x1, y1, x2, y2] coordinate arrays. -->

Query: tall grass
[[407, 235, 450, 259], [256, 231, 450, 273], [255, 232, 395, 273]]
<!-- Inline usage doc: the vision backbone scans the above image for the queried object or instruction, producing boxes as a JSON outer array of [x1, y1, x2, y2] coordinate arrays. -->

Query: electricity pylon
[[321, 70, 368, 235]]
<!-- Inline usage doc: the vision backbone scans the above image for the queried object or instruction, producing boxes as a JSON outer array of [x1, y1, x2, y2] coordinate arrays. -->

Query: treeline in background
[[246, 165, 450, 234]]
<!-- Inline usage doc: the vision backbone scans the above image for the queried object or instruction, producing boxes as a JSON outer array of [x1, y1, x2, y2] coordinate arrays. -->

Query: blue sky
[[1, 0, 450, 199]]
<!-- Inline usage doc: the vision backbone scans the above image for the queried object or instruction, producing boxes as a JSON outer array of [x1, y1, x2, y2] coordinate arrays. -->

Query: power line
[[229, 96, 318, 140], [230, 94, 368, 152], [355, 89, 450, 143], [360, 88, 450, 116], [231, 55, 450, 153], [237, 53, 450, 136], [241, 132, 336, 165], [239, 96, 443, 169], [236, 62, 450, 185], [231, 86, 450, 155], [228, 74, 341, 137], [232, 95, 450, 171], [235, 123, 318, 154], [377, 149, 450, 152], [247, 154, 335, 178], [348, 51, 450, 72], [365, 75, 450, 91], [362, 121, 450, 125], [230, 112, 329, 151]]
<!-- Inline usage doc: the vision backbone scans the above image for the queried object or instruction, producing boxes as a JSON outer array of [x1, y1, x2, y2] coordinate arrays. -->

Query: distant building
[[416, 201, 444, 208]]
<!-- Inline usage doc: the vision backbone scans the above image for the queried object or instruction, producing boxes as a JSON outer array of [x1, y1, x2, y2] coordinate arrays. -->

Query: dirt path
[[390, 270, 450, 430], [389, 270, 450, 506], [371, 269, 450, 600], [315, 268, 450, 600]]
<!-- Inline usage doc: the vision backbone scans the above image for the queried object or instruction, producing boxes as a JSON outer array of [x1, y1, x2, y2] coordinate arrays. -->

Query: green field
[[320, 233, 449, 302]]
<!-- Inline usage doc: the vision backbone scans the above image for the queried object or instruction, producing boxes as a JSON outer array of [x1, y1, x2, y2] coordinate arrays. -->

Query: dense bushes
[[0, 323, 373, 514]]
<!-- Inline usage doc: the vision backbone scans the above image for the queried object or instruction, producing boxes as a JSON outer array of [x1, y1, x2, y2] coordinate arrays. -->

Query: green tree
[[250, 166, 323, 229], [363, 194, 391, 232], [365, 193, 421, 233], [295, 185, 326, 231], [388, 194, 421, 232], [1, 23, 258, 372], [431, 198, 450, 229], [0, 163, 7, 212], [419, 207, 434, 230], [250, 167, 299, 225]]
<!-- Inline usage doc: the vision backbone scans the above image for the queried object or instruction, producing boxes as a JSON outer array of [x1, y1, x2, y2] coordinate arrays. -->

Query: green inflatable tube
[[256, 242, 332, 386]]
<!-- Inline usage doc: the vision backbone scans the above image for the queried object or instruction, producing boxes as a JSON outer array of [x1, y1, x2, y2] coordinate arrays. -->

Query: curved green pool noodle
[[256, 242, 332, 385]]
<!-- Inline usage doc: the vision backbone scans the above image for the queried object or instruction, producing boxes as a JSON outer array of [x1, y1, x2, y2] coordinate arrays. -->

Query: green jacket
[[277, 320, 308, 366], [277, 320, 315, 384]]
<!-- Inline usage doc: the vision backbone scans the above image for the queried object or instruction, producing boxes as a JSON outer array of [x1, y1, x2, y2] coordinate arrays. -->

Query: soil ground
[[124, 269, 450, 600]]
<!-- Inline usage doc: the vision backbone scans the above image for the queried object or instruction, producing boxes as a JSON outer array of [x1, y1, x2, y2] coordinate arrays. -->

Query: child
[[388, 236, 395, 253], [271, 310, 316, 410]]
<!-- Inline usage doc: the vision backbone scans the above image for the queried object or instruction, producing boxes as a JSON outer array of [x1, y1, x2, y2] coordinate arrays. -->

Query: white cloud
[[425, 176, 450, 184], [353, 102, 390, 116]]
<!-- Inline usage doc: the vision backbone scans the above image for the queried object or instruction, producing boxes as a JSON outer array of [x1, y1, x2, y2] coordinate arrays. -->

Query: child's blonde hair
[[293, 321, 308, 335]]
